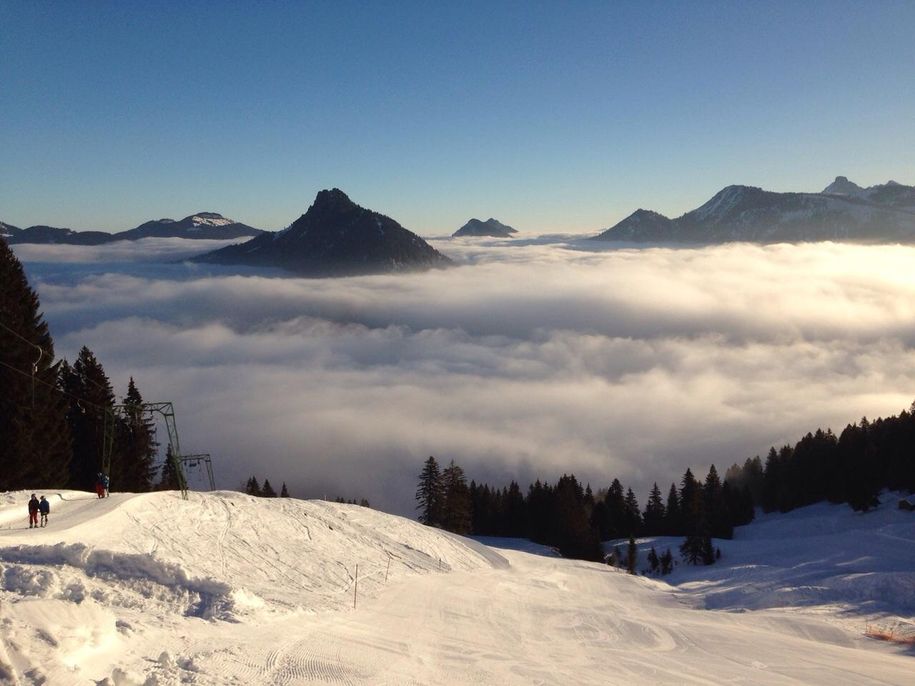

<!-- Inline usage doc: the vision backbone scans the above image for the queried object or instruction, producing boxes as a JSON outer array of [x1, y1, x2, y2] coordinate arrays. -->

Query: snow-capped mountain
[[0, 221, 22, 239], [594, 178, 915, 243], [3, 212, 263, 245], [117, 212, 264, 240], [195, 189, 452, 276], [453, 218, 519, 237]]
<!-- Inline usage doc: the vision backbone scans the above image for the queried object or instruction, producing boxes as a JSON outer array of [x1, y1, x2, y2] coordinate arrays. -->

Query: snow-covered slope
[[1, 490, 912, 685]]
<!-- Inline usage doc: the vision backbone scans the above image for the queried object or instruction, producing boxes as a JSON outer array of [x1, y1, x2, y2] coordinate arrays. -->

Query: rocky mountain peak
[[311, 188, 357, 213], [823, 176, 865, 195]]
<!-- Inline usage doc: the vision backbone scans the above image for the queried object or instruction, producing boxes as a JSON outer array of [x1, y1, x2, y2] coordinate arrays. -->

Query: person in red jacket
[[27, 494, 39, 528]]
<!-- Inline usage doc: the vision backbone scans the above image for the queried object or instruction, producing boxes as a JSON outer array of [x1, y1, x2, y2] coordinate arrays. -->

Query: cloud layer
[[16, 238, 915, 514]]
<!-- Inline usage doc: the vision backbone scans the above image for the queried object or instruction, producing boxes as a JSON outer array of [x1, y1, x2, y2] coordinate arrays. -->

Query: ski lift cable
[[0, 319, 49, 354], [0, 358, 108, 413], [0, 319, 47, 405], [1, 319, 119, 398]]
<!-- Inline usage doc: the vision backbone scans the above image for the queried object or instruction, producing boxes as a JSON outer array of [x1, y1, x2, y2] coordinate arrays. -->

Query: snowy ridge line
[[0, 543, 234, 619]]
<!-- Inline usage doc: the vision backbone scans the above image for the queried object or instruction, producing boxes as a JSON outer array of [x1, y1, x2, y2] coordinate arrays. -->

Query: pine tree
[[626, 535, 637, 574], [63, 347, 115, 492], [116, 377, 158, 492], [262, 479, 277, 497], [703, 464, 732, 538], [643, 482, 666, 535], [280, 482, 290, 497], [441, 460, 472, 534], [601, 479, 627, 539], [551, 475, 603, 561], [245, 476, 262, 496], [503, 481, 525, 536], [0, 237, 71, 489], [678, 468, 703, 535], [664, 483, 681, 534], [660, 548, 674, 575], [415, 456, 444, 526], [647, 546, 660, 574], [623, 488, 642, 536], [156, 444, 181, 490]]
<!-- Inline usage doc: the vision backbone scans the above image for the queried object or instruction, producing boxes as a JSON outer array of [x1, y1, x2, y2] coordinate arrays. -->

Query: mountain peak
[[453, 217, 518, 237], [198, 190, 451, 276], [823, 176, 864, 195], [312, 188, 356, 212]]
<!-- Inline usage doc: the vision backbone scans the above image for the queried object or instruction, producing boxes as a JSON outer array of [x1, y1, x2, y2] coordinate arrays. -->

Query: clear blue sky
[[2, 1, 913, 235]]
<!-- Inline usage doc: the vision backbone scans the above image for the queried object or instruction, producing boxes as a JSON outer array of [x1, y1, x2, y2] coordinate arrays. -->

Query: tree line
[[415, 401, 915, 562], [1, 237, 162, 492], [725, 407, 915, 515], [415, 456, 752, 563], [243, 476, 291, 497]]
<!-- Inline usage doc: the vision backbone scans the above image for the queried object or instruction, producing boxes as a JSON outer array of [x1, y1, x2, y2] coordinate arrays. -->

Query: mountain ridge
[[593, 177, 915, 243], [4, 212, 263, 245]]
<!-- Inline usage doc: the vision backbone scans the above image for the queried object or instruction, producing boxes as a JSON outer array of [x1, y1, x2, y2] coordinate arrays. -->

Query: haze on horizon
[[2, 2, 914, 235]]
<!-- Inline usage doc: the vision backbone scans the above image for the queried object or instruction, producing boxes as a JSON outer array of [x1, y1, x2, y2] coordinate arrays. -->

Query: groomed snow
[[1, 491, 912, 684]]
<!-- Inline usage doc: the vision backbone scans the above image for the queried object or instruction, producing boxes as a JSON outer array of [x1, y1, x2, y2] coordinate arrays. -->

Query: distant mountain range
[[593, 177, 915, 243], [194, 189, 452, 276], [453, 218, 518, 238], [2, 213, 263, 245]]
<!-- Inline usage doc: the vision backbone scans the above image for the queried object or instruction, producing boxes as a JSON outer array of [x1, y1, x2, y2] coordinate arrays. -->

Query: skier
[[27, 494, 39, 528], [38, 495, 50, 527], [96, 473, 105, 499], [102, 473, 110, 497]]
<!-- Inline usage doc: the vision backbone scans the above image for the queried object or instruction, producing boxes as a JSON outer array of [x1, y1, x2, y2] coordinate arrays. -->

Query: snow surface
[[1, 491, 912, 684], [189, 216, 233, 228]]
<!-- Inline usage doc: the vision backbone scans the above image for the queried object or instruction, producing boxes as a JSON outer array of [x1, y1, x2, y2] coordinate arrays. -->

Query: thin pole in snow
[[353, 563, 359, 609]]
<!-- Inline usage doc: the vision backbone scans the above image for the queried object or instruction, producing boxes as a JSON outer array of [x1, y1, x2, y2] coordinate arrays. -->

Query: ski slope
[[0, 491, 912, 685]]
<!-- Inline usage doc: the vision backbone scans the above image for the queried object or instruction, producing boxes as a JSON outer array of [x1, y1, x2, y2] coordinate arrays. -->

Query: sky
[[14, 238, 915, 514], [2, 1, 914, 235]]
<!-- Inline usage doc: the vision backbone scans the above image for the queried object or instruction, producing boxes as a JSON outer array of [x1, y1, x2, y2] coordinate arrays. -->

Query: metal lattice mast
[[102, 401, 190, 499]]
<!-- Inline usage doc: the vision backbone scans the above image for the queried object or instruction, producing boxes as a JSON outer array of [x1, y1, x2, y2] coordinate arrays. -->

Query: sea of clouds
[[15, 237, 915, 514]]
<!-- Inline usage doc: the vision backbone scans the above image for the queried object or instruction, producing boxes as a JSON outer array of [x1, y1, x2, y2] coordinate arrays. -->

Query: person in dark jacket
[[27, 494, 39, 528], [38, 495, 50, 527]]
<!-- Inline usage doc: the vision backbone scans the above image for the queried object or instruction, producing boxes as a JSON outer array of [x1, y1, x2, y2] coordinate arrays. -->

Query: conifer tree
[[262, 479, 277, 497], [441, 460, 472, 534], [116, 377, 158, 492], [647, 546, 660, 574], [627, 535, 637, 574], [678, 468, 703, 535], [245, 476, 262, 496], [601, 479, 627, 539], [703, 464, 732, 538], [551, 475, 602, 561], [660, 548, 674, 575], [503, 481, 525, 536], [623, 488, 642, 535], [63, 347, 115, 492], [664, 483, 681, 534], [643, 482, 666, 535], [0, 238, 71, 489], [416, 456, 444, 526], [156, 444, 181, 490], [280, 482, 290, 497]]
